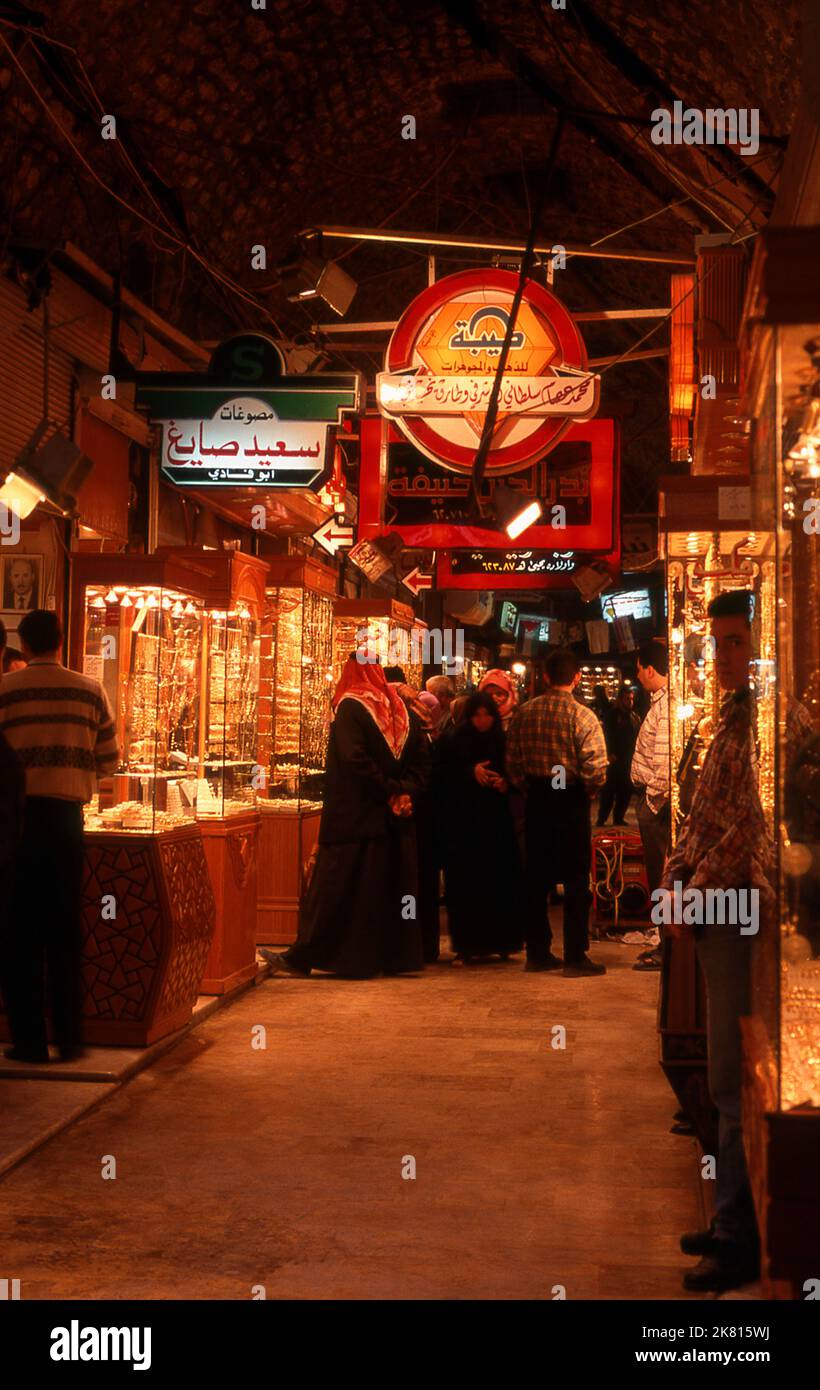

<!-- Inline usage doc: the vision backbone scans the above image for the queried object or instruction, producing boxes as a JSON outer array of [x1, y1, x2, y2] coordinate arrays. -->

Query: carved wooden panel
[[81, 839, 163, 1023], [226, 822, 259, 891], [157, 833, 216, 1016]]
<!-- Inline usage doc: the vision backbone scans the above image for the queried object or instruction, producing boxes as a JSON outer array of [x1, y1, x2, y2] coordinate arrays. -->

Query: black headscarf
[[452, 691, 507, 776]]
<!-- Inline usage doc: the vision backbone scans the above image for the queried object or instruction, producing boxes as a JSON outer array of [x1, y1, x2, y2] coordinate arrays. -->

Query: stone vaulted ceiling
[[0, 0, 804, 510]]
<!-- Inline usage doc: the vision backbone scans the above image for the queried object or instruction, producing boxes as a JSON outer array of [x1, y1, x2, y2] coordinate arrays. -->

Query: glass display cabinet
[[739, 229, 820, 1297], [62, 553, 217, 1046], [657, 476, 775, 1155], [452, 641, 490, 692], [332, 597, 428, 690], [202, 607, 260, 818], [156, 547, 268, 994], [578, 664, 623, 705], [257, 554, 336, 943]]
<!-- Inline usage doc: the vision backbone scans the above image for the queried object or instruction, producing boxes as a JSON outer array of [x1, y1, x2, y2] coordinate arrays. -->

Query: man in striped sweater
[[0, 609, 118, 1063]]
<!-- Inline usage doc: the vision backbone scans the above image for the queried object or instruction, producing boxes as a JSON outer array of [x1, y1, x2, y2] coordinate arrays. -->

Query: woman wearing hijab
[[417, 690, 443, 739], [262, 657, 430, 978], [479, 669, 518, 731], [441, 692, 523, 963]]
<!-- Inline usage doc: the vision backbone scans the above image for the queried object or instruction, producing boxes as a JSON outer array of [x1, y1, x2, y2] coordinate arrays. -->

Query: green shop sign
[[135, 334, 361, 490]]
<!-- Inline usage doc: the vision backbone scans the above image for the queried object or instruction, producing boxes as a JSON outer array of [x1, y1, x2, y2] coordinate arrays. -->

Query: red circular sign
[[378, 269, 596, 475]]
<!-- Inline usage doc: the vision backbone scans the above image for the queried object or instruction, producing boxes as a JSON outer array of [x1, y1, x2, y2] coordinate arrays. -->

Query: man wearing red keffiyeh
[[261, 656, 429, 979]]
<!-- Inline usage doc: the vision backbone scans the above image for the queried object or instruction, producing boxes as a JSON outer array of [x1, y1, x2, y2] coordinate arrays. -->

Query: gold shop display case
[[739, 241, 820, 1295], [332, 597, 428, 692], [155, 548, 269, 994], [452, 642, 491, 692], [61, 553, 217, 1046], [657, 477, 775, 1153], [578, 664, 623, 705], [257, 554, 336, 943]]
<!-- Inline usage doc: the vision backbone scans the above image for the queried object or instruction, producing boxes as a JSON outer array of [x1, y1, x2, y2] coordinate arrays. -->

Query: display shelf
[[722, 225, 820, 1293], [70, 553, 211, 834], [257, 554, 336, 943], [578, 664, 622, 705], [66, 554, 217, 1038], [155, 547, 268, 992], [333, 597, 428, 690]]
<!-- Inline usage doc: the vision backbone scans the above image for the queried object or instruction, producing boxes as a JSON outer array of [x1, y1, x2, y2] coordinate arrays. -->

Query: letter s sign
[[230, 343, 265, 383]]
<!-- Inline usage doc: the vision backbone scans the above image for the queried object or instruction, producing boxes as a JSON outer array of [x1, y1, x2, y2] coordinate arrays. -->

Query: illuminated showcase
[[78, 577, 206, 834]]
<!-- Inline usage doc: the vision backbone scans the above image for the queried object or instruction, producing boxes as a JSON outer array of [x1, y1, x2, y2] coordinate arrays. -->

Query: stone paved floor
[[0, 940, 703, 1300]]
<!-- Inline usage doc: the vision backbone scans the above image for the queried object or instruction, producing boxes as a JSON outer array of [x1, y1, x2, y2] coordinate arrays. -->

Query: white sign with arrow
[[403, 565, 434, 597], [313, 517, 354, 557]]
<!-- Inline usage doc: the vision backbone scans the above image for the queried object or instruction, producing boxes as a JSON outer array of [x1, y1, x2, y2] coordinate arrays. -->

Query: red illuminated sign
[[376, 270, 599, 475], [357, 415, 618, 553]]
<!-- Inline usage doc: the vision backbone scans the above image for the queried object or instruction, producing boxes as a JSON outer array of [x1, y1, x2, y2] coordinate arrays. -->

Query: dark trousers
[[635, 792, 670, 896], [597, 762, 633, 824], [524, 779, 592, 964], [696, 925, 758, 1250], [1, 798, 85, 1055]]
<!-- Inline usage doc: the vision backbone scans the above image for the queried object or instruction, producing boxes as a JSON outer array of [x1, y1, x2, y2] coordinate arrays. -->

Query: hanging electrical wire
[[0, 27, 290, 339]]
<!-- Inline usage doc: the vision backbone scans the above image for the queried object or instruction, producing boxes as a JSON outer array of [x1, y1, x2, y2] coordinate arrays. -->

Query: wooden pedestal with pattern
[[658, 932, 719, 1153], [741, 1015, 820, 1299], [81, 825, 215, 1046], [256, 803, 321, 944], [198, 810, 260, 994]]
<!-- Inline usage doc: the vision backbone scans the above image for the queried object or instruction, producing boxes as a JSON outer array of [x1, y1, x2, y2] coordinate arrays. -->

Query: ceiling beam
[[439, 0, 706, 236], [315, 225, 694, 266]]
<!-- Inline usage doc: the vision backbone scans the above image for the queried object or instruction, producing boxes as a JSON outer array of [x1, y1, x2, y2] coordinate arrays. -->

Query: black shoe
[[633, 951, 662, 972], [57, 1046, 86, 1062], [524, 954, 563, 972], [682, 1245, 759, 1292], [259, 949, 311, 977], [680, 1226, 719, 1257], [3, 1045, 49, 1064], [562, 955, 606, 977]]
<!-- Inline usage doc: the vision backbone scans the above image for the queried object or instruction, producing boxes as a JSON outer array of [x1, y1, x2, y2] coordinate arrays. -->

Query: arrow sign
[[313, 517, 354, 557], [403, 565, 434, 597]]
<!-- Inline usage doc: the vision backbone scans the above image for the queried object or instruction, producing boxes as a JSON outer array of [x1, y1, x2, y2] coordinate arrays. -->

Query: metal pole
[[314, 224, 695, 267]]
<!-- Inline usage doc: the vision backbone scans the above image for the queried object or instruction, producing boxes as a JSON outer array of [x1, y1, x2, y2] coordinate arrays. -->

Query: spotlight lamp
[[492, 482, 544, 539], [278, 234, 357, 317], [0, 470, 45, 520]]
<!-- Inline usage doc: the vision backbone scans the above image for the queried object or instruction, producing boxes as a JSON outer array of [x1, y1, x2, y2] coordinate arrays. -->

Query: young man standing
[[630, 639, 671, 971], [0, 610, 119, 1063], [662, 590, 772, 1293], [506, 648, 608, 977]]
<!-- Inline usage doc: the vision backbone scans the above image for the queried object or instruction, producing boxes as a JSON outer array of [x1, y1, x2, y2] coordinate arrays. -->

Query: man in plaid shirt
[[507, 648, 608, 976], [666, 590, 774, 1294]]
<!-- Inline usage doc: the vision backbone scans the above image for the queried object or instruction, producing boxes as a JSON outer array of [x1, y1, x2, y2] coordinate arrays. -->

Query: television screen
[[600, 588, 652, 623]]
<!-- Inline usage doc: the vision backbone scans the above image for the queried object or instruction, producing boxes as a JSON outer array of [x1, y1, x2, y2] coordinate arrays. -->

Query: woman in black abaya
[[441, 692, 523, 962], [262, 657, 429, 979]]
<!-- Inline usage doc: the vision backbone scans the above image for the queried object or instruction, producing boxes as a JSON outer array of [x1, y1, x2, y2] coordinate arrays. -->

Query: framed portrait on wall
[[1, 552, 44, 617]]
